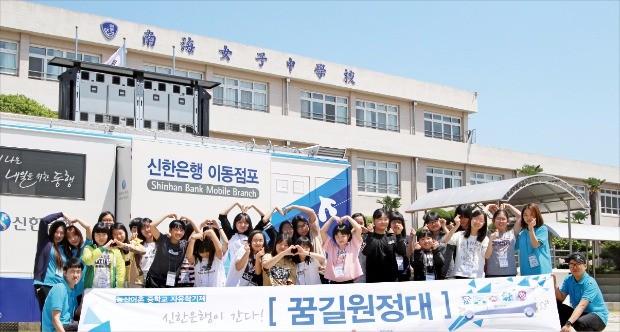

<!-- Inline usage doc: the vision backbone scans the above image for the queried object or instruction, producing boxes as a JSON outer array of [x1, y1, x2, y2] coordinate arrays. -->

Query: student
[[262, 233, 296, 286], [41, 258, 83, 332], [145, 213, 188, 288], [442, 209, 489, 279], [186, 227, 225, 287], [362, 208, 407, 283], [485, 209, 518, 277], [351, 213, 368, 284], [321, 215, 363, 284], [33, 212, 70, 311], [226, 230, 266, 287], [128, 218, 142, 241], [421, 211, 453, 279], [82, 222, 125, 288], [412, 229, 445, 281], [219, 202, 262, 282], [388, 211, 411, 282], [64, 219, 92, 296], [65, 218, 92, 259], [286, 205, 324, 258], [454, 204, 473, 232], [554, 252, 608, 332], [110, 222, 145, 288], [176, 218, 202, 287], [515, 203, 552, 276], [98, 211, 115, 229], [130, 218, 156, 287], [293, 236, 326, 285]]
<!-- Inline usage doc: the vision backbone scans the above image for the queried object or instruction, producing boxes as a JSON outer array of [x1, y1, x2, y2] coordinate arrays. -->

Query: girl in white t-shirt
[[186, 228, 225, 287], [442, 209, 490, 279], [226, 230, 266, 287], [292, 236, 325, 285]]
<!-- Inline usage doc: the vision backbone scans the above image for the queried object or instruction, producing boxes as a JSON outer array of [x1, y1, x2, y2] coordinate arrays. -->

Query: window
[[212, 76, 267, 112], [0, 40, 18, 75], [357, 159, 399, 195], [355, 100, 399, 131], [426, 167, 462, 192], [29, 46, 100, 80], [470, 172, 503, 185], [600, 189, 619, 215], [143, 65, 203, 79], [424, 112, 462, 142], [572, 185, 587, 199], [301, 91, 348, 124]]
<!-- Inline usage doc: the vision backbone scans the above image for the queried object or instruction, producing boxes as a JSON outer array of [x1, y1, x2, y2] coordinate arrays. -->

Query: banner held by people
[[79, 274, 559, 331]]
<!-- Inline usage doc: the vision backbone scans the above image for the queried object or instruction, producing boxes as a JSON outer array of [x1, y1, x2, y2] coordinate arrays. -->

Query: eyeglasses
[[568, 263, 584, 268], [426, 220, 439, 225]]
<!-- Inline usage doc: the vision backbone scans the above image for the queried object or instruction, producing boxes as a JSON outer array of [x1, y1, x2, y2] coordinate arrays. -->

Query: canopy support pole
[[566, 201, 572, 253]]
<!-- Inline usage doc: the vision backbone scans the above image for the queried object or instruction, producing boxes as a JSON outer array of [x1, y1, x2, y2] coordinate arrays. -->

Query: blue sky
[[32, 1, 620, 167]]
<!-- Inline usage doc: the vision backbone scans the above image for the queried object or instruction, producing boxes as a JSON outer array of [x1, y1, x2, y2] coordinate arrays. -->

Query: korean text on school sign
[[79, 275, 559, 331]]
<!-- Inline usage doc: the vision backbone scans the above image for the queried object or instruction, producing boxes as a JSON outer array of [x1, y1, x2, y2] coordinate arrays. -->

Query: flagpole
[[172, 45, 176, 75], [74, 26, 78, 60], [122, 37, 126, 66]]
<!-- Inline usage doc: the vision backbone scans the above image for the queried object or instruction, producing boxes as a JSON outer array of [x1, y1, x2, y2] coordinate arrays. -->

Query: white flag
[[104, 46, 125, 66]]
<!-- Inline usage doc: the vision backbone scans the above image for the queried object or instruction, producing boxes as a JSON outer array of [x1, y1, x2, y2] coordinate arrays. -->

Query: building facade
[[1, 1, 618, 227]]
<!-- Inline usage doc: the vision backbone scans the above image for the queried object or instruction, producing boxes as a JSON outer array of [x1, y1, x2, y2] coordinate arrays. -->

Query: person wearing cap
[[553, 252, 608, 331], [144, 213, 188, 288]]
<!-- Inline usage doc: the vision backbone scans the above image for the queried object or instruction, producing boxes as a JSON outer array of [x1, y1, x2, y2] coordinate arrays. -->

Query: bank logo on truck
[[0, 212, 11, 231]]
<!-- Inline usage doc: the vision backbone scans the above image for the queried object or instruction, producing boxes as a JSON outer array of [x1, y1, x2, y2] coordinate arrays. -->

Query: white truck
[[0, 113, 351, 323]]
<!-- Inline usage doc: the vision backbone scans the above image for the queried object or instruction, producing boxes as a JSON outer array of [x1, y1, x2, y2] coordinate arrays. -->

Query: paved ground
[[606, 310, 619, 331]]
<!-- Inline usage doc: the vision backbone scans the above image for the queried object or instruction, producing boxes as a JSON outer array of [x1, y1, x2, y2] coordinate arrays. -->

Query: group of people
[[33, 202, 608, 331]]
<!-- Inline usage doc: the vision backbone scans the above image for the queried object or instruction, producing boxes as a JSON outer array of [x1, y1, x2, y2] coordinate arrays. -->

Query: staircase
[[597, 273, 620, 311]]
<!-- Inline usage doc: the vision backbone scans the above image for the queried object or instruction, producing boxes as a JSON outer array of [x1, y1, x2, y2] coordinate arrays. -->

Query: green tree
[[0, 94, 57, 118], [516, 164, 543, 176], [571, 211, 588, 224], [583, 177, 606, 225], [376, 195, 401, 213]]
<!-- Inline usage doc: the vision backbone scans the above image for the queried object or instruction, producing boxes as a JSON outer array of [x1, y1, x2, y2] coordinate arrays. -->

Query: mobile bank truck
[[0, 114, 351, 323]]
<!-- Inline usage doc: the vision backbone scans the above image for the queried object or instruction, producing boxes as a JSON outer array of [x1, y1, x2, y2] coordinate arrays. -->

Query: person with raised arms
[[144, 213, 188, 288], [320, 215, 363, 284]]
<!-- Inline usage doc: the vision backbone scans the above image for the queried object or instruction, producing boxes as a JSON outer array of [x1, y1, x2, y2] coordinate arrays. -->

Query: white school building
[[0, 1, 618, 227]]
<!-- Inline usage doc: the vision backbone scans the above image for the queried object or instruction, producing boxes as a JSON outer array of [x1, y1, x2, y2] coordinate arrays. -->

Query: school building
[[1, 1, 618, 227]]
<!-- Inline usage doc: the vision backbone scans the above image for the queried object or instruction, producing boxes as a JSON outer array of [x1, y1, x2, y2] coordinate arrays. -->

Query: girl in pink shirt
[[320, 216, 363, 284]]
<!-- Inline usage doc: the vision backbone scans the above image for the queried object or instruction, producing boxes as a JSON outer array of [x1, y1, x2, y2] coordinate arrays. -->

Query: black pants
[[34, 285, 52, 312], [557, 301, 606, 331], [145, 274, 170, 288], [329, 279, 354, 284], [63, 322, 78, 331]]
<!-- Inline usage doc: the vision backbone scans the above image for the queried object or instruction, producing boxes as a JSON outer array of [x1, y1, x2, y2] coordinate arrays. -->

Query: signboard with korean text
[[0, 124, 120, 323], [129, 139, 272, 224], [79, 275, 559, 331], [0, 146, 86, 199]]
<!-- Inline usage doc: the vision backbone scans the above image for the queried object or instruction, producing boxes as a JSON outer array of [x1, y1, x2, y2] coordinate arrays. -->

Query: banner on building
[[79, 274, 559, 331]]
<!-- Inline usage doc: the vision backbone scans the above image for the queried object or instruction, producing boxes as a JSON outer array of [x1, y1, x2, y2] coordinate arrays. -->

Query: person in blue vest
[[554, 252, 608, 331], [41, 258, 83, 332]]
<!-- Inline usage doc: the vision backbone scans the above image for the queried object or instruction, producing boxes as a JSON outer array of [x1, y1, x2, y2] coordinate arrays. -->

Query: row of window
[[2, 40, 464, 140], [356, 163, 619, 216]]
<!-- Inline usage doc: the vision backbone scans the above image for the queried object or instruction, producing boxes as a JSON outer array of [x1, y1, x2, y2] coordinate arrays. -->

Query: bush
[[600, 241, 620, 271], [0, 94, 57, 118]]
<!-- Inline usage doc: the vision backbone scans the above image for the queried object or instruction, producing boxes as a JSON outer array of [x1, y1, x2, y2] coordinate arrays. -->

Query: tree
[[516, 164, 543, 176], [0, 94, 57, 118], [571, 211, 588, 224], [583, 177, 606, 225], [376, 195, 401, 213]]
